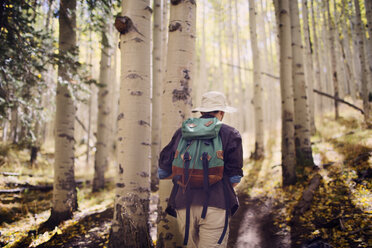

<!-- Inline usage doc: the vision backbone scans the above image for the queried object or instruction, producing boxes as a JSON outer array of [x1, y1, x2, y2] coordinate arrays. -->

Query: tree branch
[[222, 62, 280, 80], [313, 89, 364, 115], [75, 116, 88, 132]]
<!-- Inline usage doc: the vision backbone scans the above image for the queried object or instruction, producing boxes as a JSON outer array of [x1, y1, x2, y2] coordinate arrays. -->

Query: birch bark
[[326, 0, 340, 119], [151, 0, 163, 192], [290, 0, 314, 168], [48, 0, 77, 226], [157, 0, 196, 246], [93, 23, 112, 192], [353, 0, 372, 124], [276, 0, 297, 186], [341, 0, 357, 100], [249, 0, 264, 159], [310, 0, 323, 113], [109, 0, 152, 246], [364, 0, 372, 95], [234, 0, 244, 132], [301, 0, 315, 134]]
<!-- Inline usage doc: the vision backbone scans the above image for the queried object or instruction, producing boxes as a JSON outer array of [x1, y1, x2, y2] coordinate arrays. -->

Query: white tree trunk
[[354, 0, 372, 124], [365, 0, 372, 93], [151, 0, 163, 192], [321, 6, 333, 112], [310, 0, 323, 113], [326, 1, 340, 119], [216, 2, 225, 92], [109, 0, 152, 246], [248, 0, 264, 159], [157, 1, 196, 247], [234, 0, 244, 132], [93, 23, 112, 192], [48, 0, 77, 225], [301, 0, 315, 134], [290, 0, 314, 168], [341, 0, 357, 100], [351, 14, 362, 94], [276, 0, 297, 186]]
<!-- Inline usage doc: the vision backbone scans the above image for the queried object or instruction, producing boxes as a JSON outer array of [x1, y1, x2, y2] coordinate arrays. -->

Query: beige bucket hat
[[192, 91, 237, 113]]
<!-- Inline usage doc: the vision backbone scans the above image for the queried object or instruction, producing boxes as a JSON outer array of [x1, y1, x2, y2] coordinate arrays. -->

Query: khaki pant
[[176, 206, 229, 248]]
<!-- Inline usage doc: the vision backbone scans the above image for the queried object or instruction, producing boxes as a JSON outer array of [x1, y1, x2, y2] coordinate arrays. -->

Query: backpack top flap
[[181, 117, 222, 140]]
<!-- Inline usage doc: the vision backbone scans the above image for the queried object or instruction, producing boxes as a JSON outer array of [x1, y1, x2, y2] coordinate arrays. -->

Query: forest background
[[0, 0, 371, 247]]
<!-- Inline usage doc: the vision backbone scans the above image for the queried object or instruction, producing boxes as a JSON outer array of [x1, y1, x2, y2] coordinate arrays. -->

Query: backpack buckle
[[182, 152, 191, 161]]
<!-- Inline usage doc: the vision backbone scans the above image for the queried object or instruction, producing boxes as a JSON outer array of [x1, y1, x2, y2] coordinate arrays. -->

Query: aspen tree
[[301, 0, 315, 134], [290, 0, 314, 169], [93, 23, 112, 192], [234, 0, 245, 132], [157, 0, 196, 246], [341, 0, 357, 100], [259, 0, 273, 129], [216, 1, 225, 92], [351, 14, 363, 94], [109, 0, 152, 246], [332, 1, 347, 99], [353, 0, 372, 124], [151, 0, 163, 192], [310, 0, 323, 112], [326, 0, 340, 119], [47, 0, 78, 226], [365, 0, 372, 77], [276, 0, 297, 186], [227, 0, 237, 128], [248, 0, 264, 159], [321, 6, 334, 112]]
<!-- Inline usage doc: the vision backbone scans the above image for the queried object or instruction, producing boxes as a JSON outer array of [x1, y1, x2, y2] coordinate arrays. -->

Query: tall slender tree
[[46, 0, 78, 226], [151, 0, 163, 192], [109, 0, 152, 246], [365, 0, 372, 89], [301, 0, 315, 134], [290, 0, 314, 169], [341, 0, 357, 100], [353, 0, 371, 124], [275, 0, 297, 186], [234, 0, 245, 132], [93, 22, 113, 192], [310, 0, 323, 112], [157, 0, 196, 246], [326, 1, 340, 119], [249, 0, 264, 159]]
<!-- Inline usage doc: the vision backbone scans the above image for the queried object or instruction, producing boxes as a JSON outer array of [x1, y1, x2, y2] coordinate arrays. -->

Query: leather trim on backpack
[[204, 120, 214, 127], [216, 150, 224, 160]]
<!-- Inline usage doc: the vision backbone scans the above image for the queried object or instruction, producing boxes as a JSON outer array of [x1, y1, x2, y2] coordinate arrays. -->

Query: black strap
[[201, 152, 210, 219], [184, 152, 190, 184], [217, 179, 230, 244], [183, 152, 191, 245], [184, 197, 191, 245]]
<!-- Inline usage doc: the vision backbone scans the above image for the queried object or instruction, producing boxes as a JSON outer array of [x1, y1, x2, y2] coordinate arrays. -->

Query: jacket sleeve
[[222, 126, 244, 179], [158, 128, 182, 179]]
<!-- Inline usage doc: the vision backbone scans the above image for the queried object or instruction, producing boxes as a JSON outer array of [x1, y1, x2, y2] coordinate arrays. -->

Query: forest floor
[[0, 108, 371, 248]]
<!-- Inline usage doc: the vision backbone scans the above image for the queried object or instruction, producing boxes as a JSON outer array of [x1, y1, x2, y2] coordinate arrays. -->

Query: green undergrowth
[[239, 112, 372, 247]]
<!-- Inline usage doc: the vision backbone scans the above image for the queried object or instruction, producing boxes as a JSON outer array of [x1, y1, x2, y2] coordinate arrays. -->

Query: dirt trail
[[229, 193, 289, 248]]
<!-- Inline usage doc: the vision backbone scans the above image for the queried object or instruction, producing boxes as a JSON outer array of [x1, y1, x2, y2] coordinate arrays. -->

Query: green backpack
[[171, 117, 229, 245], [172, 117, 224, 189]]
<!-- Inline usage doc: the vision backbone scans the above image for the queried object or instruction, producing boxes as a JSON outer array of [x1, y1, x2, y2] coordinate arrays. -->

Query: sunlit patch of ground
[[0, 142, 116, 247], [234, 106, 371, 247]]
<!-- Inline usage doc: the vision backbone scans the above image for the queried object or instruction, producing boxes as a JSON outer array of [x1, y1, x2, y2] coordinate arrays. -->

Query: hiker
[[158, 91, 243, 247]]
